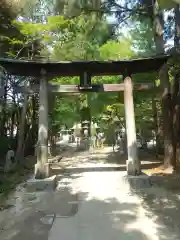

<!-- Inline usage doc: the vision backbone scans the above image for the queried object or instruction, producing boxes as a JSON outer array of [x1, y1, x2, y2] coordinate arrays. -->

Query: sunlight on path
[[0, 147, 180, 240], [49, 147, 178, 240]]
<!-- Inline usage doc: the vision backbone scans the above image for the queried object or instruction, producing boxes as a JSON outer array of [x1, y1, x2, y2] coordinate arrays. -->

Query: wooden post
[[123, 75, 140, 175], [35, 68, 49, 179]]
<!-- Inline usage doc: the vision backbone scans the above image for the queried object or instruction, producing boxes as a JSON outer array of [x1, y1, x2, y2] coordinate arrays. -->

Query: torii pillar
[[123, 75, 141, 175], [35, 68, 50, 179]]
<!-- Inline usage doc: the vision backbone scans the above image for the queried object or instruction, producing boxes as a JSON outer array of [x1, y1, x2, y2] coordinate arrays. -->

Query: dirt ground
[[1, 145, 180, 239]]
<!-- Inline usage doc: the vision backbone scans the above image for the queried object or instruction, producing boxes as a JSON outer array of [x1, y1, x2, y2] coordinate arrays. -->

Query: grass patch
[[0, 156, 35, 199]]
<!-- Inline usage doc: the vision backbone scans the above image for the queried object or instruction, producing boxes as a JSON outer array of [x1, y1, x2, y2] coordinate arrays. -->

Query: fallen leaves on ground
[[143, 165, 174, 176]]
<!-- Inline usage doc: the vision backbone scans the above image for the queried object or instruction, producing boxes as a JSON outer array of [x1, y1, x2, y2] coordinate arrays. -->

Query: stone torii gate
[[0, 55, 169, 179]]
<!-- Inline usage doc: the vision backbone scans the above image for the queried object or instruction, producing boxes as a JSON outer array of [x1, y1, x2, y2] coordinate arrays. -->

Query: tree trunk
[[1, 76, 8, 137], [159, 65, 175, 168], [174, 4, 180, 51], [153, 0, 164, 54], [48, 94, 56, 156], [10, 86, 17, 140], [10, 110, 15, 140], [152, 0, 175, 169], [31, 94, 38, 143], [173, 4, 180, 166], [16, 93, 28, 164], [152, 95, 160, 157], [0, 67, 5, 138], [172, 75, 180, 167]]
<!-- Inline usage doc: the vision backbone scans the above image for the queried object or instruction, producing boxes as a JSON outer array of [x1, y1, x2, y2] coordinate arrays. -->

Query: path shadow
[[51, 162, 162, 177], [50, 147, 161, 177], [50, 143, 77, 157], [48, 185, 177, 240], [103, 148, 160, 164], [1, 173, 180, 240], [126, 175, 180, 239], [73, 198, 149, 239], [9, 211, 55, 240], [0, 186, 80, 240]]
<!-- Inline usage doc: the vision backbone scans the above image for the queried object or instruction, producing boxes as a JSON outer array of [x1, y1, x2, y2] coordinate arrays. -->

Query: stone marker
[[4, 149, 17, 172]]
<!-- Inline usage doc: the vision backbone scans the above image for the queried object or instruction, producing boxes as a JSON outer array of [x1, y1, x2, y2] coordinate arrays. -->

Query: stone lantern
[[82, 120, 90, 137]]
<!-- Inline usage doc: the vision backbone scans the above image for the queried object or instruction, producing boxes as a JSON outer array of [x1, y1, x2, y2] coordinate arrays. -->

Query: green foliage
[[3, 0, 162, 140], [49, 96, 80, 129], [100, 39, 134, 60], [158, 0, 176, 9], [131, 19, 155, 57], [0, 137, 10, 158]]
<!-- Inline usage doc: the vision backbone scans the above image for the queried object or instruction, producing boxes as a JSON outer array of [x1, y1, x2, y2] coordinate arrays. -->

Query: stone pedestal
[[26, 175, 57, 192]]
